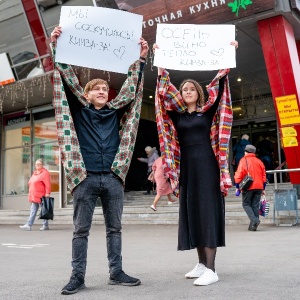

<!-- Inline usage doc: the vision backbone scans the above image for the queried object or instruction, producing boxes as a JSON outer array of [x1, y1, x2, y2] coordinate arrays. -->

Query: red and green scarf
[[155, 69, 233, 197]]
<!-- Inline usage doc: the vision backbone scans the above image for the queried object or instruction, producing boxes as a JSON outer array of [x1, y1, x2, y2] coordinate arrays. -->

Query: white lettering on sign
[[7, 117, 27, 126], [143, 0, 227, 29], [142, 10, 183, 28]]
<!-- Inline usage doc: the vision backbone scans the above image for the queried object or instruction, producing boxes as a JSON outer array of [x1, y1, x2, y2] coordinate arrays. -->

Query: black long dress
[[168, 77, 226, 250]]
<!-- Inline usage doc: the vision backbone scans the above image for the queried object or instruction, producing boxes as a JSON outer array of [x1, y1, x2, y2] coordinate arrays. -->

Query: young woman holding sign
[[153, 41, 238, 286]]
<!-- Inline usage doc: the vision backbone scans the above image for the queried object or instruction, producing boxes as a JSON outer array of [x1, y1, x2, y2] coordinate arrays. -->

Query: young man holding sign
[[50, 26, 149, 295], [154, 40, 237, 286]]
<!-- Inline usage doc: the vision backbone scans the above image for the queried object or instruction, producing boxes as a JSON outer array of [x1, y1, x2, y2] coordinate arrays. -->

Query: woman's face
[[181, 82, 199, 105], [35, 160, 43, 171]]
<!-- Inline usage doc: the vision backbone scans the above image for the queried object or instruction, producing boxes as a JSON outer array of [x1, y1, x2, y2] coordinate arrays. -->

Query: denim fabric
[[242, 189, 262, 222], [71, 172, 124, 277], [27, 202, 48, 226]]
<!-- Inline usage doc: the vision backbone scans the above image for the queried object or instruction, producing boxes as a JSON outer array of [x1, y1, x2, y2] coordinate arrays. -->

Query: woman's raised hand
[[152, 43, 164, 75], [139, 37, 149, 60], [152, 43, 159, 54]]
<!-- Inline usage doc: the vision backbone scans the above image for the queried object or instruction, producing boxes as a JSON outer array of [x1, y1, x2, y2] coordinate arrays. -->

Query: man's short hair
[[84, 79, 109, 94]]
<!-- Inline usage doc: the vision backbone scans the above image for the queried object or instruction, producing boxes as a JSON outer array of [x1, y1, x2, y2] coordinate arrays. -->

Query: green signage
[[228, 0, 253, 16]]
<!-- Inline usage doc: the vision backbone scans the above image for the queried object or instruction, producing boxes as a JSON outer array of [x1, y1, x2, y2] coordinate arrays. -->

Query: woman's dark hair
[[179, 79, 205, 108]]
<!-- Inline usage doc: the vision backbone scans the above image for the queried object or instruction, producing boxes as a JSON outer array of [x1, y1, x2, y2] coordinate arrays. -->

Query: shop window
[[32, 143, 60, 193], [3, 109, 60, 196], [33, 117, 57, 143], [4, 148, 31, 195], [32, 109, 59, 192], [37, 0, 94, 36], [0, 0, 38, 82]]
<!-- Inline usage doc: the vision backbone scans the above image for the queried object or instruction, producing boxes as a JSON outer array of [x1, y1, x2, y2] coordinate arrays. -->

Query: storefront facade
[[0, 0, 299, 209]]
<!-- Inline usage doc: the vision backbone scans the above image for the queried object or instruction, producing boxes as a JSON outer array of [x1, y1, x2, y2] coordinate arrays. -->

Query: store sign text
[[142, 0, 227, 29]]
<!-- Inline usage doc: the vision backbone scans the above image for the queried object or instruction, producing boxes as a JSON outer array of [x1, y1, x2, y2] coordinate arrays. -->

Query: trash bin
[[273, 189, 298, 225]]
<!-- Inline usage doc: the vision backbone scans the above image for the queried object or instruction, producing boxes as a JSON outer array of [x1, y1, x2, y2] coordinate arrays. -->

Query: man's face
[[84, 84, 109, 109]]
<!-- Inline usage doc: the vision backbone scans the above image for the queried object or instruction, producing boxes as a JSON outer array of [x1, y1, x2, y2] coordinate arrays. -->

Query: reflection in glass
[[3, 109, 60, 195], [4, 148, 31, 195], [0, 0, 37, 70], [32, 144, 60, 192], [37, 0, 66, 12], [12, 57, 39, 80], [93, 0, 156, 10], [38, 0, 94, 37], [115, 0, 156, 10], [33, 118, 58, 144], [5, 120, 31, 148]]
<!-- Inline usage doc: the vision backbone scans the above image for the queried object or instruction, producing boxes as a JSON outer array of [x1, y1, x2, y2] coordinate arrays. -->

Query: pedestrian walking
[[137, 146, 159, 195], [150, 156, 177, 211], [19, 159, 51, 231], [234, 144, 267, 231], [50, 26, 149, 295]]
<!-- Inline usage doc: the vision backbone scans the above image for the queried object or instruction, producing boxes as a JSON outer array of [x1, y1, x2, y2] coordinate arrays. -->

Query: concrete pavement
[[0, 223, 299, 300]]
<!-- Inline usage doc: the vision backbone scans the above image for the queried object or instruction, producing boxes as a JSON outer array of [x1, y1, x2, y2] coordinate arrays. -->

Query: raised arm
[[139, 37, 149, 63], [152, 43, 164, 76], [153, 43, 185, 112], [50, 26, 62, 58], [50, 26, 87, 109], [108, 38, 149, 110]]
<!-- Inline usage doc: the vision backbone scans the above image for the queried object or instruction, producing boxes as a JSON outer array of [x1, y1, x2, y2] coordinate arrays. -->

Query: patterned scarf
[[155, 69, 233, 197]]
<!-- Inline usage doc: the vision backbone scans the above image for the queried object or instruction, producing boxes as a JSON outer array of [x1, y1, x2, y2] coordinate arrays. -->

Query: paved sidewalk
[[0, 223, 299, 300]]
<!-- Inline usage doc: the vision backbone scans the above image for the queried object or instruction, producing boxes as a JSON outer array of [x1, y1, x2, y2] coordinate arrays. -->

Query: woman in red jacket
[[20, 159, 51, 231]]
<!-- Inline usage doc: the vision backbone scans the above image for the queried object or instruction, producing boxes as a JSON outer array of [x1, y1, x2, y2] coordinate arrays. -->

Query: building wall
[[1, 0, 299, 210]]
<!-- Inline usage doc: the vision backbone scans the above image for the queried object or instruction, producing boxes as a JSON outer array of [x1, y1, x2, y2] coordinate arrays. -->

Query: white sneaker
[[20, 224, 31, 231], [150, 205, 157, 211], [185, 263, 206, 278], [193, 268, 219, 286], [40, 226, 49, 231], [168, 201, 176, 205]]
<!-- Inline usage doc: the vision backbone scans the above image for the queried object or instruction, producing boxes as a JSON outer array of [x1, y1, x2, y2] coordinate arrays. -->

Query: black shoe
[[248, 220, 254, 231], [143, 192, 150, 195], [61, 274, 85, 295], [253, 220, 260, 231], [108, 270, 141, 286], [249, 220, 260, 231]]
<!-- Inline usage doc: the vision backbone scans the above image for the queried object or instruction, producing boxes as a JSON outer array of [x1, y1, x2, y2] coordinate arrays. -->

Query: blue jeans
[[242, 189, 262, 223], [71, 172, 124, 277], [27, 202, 48, 227]]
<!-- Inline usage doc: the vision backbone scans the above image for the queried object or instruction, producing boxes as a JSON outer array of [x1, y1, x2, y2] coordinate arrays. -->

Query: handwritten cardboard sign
[[55, 6, 143, 74], [153, 24, 236, 71]]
